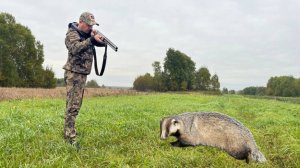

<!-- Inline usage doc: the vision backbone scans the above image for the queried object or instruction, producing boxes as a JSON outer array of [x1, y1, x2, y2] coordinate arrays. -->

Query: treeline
[[0, 12, 56, 88], [240, 76, 300, 97], [133, 48, 220, 92], [57, 78, 105, 88]]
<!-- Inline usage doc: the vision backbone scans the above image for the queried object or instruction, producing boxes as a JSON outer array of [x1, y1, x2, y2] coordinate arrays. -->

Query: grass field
[[0, 92, 299, 167]]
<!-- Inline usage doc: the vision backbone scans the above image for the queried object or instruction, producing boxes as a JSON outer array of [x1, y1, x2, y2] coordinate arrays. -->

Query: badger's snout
[[160, 118, 169, 140], [160, 132, 167, 140], [160, 123, 168, 140]]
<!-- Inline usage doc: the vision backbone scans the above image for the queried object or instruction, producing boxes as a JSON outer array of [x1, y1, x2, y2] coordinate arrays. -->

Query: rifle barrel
[[96, 30, 118, 52]]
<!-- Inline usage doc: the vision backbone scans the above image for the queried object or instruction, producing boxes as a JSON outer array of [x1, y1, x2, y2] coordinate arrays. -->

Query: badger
[[160, 112, 266, 163]]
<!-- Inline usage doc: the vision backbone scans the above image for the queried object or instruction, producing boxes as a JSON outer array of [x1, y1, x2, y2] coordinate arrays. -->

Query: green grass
[[0, 93, 299, 167]]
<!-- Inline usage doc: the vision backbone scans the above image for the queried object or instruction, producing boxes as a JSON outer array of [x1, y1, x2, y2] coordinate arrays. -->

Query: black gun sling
[[93, 44, 107, 76], [75, 26, 108, 76]]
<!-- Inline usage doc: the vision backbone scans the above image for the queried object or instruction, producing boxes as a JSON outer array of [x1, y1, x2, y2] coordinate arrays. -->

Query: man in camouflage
[[63, 12, 105, 147]]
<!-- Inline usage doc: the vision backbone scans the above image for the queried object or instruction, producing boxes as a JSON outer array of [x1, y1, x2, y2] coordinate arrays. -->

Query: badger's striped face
[[160, 118, 180, 140]]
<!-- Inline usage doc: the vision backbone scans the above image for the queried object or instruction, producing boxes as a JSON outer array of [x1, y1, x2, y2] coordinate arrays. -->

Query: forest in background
[[1, 12, 299, 97]]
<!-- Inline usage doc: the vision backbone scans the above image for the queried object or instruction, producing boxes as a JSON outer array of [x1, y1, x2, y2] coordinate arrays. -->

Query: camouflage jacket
[[63, 22, 105, 74]]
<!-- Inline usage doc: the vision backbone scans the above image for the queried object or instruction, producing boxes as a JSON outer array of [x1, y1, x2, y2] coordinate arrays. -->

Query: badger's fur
[[160, 112, 266, 163]]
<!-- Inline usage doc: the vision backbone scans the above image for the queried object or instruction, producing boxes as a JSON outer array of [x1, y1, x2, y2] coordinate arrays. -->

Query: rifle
[[93, 30, 118, 76], [95, 30, 118, 52]]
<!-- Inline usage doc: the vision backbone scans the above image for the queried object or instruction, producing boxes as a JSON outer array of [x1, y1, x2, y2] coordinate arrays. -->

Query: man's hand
[[94, 34, 104, 42], [91, 30, 104, 42]]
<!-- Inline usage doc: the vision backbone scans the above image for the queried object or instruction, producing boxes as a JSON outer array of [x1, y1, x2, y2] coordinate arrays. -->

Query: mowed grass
[[0, 93, 299, 167]]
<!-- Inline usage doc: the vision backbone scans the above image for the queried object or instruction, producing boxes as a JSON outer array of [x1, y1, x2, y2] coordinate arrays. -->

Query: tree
[[40, 66, 56, 88], [0, 12, 55, 88], [0, 13, 20, 86], [240, 86, 266, 96], [210, 74, 220, 91], [229, 90, 236, 94], [267, 76, 298, 97], [56, 78, 65, 87], [222, 88, 229, 94], [132, 48, 222, 92], [0, 71, 4, 81], [242, 87, 257, 95], [163, 48, 195, 91], [86, 79, 100, 88], [195, 67, 211, 90], [256, 87, 266, 96], [152, 61, 165, 91], [295, 78, 300, 96], [133, 73, 154, 91], [152, 61, 162, 77]]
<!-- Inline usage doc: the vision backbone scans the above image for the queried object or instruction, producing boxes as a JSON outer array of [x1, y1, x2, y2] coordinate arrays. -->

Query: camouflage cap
[[79, 12, 99, 26]]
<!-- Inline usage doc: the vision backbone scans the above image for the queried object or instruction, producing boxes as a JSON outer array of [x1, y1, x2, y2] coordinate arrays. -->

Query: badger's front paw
[[170, 140, 189, 147], [170, 140, 181, 147]]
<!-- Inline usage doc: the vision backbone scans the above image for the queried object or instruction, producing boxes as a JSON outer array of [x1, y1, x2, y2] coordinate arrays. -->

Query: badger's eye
[[172, 119, 179, 125]]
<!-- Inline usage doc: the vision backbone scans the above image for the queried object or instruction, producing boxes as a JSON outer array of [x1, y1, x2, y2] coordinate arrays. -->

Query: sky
[[1, 0, 299, 90]]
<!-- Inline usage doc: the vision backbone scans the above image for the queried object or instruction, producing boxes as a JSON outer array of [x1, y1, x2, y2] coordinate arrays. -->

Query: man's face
[[78, 20, 92, 33]]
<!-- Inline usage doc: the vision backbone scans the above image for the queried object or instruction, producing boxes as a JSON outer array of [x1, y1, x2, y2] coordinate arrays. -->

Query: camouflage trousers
[[64, 70, 87, 142]]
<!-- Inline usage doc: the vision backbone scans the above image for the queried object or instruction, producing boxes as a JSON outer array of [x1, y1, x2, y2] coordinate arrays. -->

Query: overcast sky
[[1, 0, 299, 90]]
